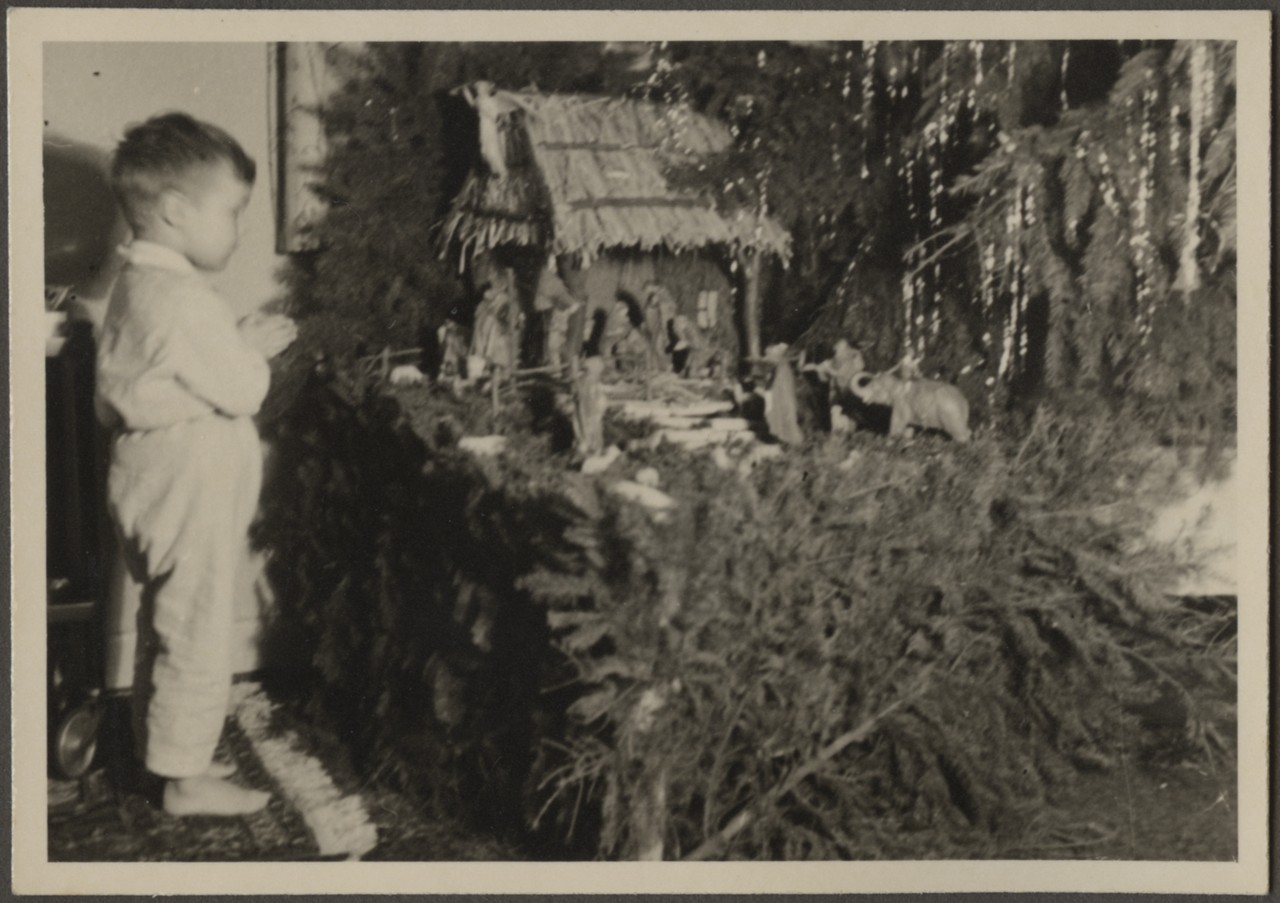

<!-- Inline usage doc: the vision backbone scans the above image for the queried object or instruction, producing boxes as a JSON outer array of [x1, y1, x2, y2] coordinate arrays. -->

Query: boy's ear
[[155, 188, 190, 229]]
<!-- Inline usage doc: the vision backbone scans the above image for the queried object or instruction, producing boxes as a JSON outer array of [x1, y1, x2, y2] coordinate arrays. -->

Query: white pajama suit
[[96, 242, 269, 779]]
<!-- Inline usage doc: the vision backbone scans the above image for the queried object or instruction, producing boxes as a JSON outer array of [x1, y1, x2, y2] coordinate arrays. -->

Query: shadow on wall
[[44, 131, 128, 299]]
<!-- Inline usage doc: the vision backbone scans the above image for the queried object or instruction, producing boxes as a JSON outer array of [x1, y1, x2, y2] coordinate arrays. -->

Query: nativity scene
[[36, 34, 1248, 871]]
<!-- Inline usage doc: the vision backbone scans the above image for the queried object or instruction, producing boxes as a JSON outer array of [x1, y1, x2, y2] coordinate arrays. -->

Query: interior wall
[[43, 42, 284, 317]]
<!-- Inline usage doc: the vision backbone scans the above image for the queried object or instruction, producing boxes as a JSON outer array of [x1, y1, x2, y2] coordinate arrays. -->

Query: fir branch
[[684, 670, 933, 861]]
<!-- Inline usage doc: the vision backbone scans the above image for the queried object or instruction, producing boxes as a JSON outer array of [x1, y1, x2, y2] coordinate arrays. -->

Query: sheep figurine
[[389, 364, 426, 387]]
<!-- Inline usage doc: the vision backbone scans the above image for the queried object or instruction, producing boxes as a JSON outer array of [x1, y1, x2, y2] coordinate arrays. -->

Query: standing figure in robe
[[535, 265, 582, 372], [640, 282, 675, 374], [437, 318, 470, 382], [546, 295, 582, 374], [470, 269, 518, 378], [572, 355, 607, 456], [763, 342, 803, 445]]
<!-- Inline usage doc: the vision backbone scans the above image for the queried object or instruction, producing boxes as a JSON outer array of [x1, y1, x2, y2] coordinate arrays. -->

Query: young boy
[[96, 113, 296, 816]]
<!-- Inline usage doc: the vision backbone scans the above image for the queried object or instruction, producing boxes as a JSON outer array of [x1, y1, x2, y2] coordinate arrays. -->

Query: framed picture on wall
[[269, 42, 362, 253]]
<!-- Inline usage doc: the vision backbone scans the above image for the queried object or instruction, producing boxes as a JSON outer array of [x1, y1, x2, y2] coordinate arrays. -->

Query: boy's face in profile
[[170, 161, 252, 272]]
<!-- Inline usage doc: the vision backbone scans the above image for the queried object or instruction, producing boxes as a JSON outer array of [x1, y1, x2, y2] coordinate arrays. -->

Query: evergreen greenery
[[273, 40, 1235, 443], [266, 43, 639, 420], [257, 39, 1238, 860], [645, 41, 1235, 437], [256, 377, 1235, 859]]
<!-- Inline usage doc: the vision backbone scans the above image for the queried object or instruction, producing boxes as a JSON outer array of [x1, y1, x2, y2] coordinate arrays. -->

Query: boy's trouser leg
[[110, 417, 262, 780]]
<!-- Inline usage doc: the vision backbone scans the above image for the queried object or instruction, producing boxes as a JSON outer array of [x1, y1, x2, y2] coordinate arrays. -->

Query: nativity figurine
[[470, 270, 519, 379], [437, 318, 470, 383], [640, 282, 677, 374], [763, 342, 804, 445], [572, 355, 607, 456]]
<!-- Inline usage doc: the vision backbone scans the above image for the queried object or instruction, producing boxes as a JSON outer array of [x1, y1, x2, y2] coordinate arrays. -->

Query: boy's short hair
[[111, 112, 256, 230]]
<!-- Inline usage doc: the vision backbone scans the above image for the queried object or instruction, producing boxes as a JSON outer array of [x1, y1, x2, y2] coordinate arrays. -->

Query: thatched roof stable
[[440, 88, 791, 266]]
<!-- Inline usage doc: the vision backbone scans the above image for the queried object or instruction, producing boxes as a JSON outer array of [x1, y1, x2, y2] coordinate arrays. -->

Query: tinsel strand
[[1060, 45, 1070, 110], [862, 41, 877, 179], [1177, 42, 1207, 297]]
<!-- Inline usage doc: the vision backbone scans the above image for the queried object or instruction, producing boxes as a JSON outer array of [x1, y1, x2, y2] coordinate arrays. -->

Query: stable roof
[[440, 87, 791, 265]]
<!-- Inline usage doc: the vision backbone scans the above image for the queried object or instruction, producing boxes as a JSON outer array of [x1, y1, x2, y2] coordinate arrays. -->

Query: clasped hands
[[239, 311, 298, 359]]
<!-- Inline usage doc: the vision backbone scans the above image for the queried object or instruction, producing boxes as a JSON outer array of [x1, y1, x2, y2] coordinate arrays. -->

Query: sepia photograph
[[10, 7, 1271, 895]]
